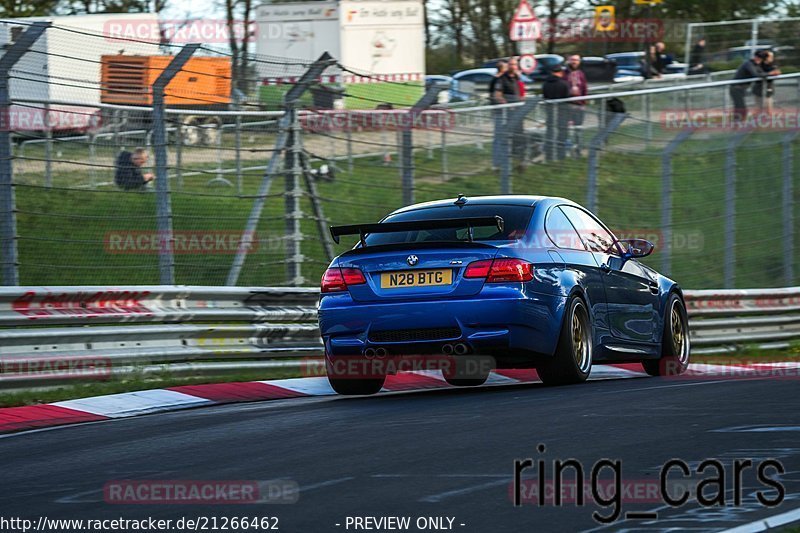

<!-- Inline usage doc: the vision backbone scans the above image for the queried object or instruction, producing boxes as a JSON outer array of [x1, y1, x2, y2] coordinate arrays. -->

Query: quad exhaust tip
[[454, 343, 468, 355], [365, 347, 387, 358], [441, 344, 454, 355]]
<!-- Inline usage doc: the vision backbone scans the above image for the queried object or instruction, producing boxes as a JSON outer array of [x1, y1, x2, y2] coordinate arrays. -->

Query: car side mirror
[[618, 238, 654, 260]]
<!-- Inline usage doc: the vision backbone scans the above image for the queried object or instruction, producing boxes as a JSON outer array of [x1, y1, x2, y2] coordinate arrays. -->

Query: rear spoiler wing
[[330, 216, 504, 246]]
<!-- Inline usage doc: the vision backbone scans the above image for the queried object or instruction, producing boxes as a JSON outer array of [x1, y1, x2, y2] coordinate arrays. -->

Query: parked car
[[449, 68, 533, 102], [425, 74, 453, 104], [482, 54, 564, 82], [580, 56, 616, 83], [606, 51, 687, 82], [320, 194, 690, 395]]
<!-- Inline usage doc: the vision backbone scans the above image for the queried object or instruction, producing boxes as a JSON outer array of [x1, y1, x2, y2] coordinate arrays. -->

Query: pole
[[723, 130, 750, 289], [586, 112, 625, 214], [782, 131, 798, 286], [226, 53, 335, 286], [284, 108, 304, 285], [660, 128, 694, 275], [400, 84, 448, 206], [0, 21, 49, 285], [152, 43, 200, 285]]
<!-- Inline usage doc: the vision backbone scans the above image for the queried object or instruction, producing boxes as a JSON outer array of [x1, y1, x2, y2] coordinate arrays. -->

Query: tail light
[[464, 258, 533, 283], [321, 267, 366, 293]]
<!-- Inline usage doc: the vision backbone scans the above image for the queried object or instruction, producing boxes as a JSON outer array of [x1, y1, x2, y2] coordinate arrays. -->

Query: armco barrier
[[0, 286, 798, 389]]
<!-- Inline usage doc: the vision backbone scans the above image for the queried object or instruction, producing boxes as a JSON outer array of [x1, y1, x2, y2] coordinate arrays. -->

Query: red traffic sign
[[518, 54, 537, 74], [512, 0, 536, 21]]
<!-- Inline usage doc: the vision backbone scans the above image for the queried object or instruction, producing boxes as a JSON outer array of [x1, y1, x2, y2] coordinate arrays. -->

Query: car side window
[[545, 206, 587, 250], [560, 206, 618, 255]]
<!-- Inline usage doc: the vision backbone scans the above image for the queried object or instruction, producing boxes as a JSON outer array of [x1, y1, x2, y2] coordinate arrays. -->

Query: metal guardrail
[[0, 286, 798, 389]]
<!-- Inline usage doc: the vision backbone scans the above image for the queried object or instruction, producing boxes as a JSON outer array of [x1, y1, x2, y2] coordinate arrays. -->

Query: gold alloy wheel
[[671, 301, 689, 364], [572, 303, 591, 373]]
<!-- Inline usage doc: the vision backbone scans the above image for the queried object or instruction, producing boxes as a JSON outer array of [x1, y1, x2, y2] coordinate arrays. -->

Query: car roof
[[389, 195, 580, 215], [453, 68, 497, 78], [606, 51, 644, 58]]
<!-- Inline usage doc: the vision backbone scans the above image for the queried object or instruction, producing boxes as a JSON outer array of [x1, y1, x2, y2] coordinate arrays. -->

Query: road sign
[[512, 0, 536, 21], [510, 0, 540, 41], [510, 20, 541, 41], [518, 54, 537, 74], [594, 5, 615, 31]]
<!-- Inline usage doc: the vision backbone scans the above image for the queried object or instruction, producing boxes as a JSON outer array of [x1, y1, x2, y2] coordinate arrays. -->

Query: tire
[[325, 353, 385, 395], [538, 295, 593, 386], [442, 357, 490, 387], [642, 293, 690, 377]]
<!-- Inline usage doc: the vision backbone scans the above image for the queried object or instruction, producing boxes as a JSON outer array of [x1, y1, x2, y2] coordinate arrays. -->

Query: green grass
[[7, 126, 800, 288]]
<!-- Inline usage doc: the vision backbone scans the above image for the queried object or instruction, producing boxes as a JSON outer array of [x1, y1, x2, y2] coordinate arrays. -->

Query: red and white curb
[[0, 362, 797, 435]]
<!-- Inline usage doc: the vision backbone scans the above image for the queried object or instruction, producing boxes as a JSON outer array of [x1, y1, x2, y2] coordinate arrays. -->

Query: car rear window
[[364, 204, 534, 246]]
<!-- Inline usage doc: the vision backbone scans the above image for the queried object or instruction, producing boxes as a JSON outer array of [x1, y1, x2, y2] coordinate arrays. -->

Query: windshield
[[364, 204, 534, 246]]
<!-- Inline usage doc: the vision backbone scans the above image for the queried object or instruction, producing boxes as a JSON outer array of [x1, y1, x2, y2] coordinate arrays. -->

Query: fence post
[[226, 53, 335, 287], [501, 99, 538, 195], [44, 100, 52, 187], [723, 130, 750, 289], [284, 107, 304, 285], [152, 43, 200, 285], [660, 128, 694, 276], [0, 21, 49, 286], [683, 23, 693, 68], [441, 126, 448, 180], [400, 83, 448, 206], [782, 130, 798, 286], [586, 112, 625, 214]]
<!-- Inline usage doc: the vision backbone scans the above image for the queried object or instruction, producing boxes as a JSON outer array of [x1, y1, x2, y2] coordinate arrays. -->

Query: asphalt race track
[[2, 375, 799, 532]]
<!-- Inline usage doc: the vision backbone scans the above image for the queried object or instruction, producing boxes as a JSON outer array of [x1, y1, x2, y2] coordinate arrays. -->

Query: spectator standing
[[510, 57, 527, 98], [114, 147, 153, 191], [689, 38, 707, 75], [731, 50, 770, 123], [653, 42, 673, 76], [542, 64, 570, 161], [753, 50, 780, 113], [490, 60, 509, 168], [565, 54, 588, 155], [496, 59, 525, 169]]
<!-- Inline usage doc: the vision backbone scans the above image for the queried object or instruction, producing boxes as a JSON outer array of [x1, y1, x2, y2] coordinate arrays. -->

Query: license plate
[[380, 269, 452, 289]]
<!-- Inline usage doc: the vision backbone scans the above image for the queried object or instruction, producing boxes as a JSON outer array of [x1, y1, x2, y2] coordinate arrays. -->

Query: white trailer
[[0, 14, 159, 132], [255, 0, 425, 108]]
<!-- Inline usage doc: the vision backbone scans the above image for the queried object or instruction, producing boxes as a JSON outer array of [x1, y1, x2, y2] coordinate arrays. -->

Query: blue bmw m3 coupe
[[319, 195, 690, 395]]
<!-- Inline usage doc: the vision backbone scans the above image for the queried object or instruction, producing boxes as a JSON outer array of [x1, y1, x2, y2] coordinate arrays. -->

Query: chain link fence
[[1, 20, 798, 290]]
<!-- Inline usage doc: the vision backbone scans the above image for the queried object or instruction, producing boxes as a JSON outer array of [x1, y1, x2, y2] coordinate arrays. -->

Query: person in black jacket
[[114, 147, 154, 190], [753, 50, 780, 113], [543, 65, 570, 161], [730, 51, 771, 124], [689, 38, 707, 75]]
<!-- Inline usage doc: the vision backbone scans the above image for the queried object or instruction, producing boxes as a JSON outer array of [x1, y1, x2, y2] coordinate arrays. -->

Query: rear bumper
[[318, 287, 565, 357]]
